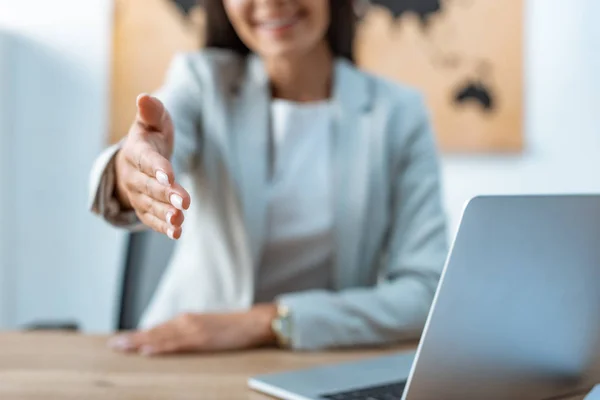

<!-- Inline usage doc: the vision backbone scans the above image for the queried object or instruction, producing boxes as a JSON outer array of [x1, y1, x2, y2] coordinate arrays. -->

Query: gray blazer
[[90, 50, 448, 350]]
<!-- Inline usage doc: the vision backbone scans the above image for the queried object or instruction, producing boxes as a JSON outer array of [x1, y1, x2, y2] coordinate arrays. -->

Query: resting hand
[[114, 94, 191, 239], [108, 304, 278, 356]]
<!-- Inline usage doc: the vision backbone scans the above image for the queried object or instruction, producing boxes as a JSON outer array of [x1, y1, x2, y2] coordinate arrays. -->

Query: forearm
[[277, 275, 438, 351], [246, 303, 278, 347]]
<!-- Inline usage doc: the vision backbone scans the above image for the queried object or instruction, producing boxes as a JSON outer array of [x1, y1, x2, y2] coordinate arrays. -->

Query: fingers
[[128, 142, 175, 187], [134, 191, 184, 224], [129, 175, 190, 224], [139, 212, 182, 240], [123, 144, 191, 211], [118, 147, 190, 239], [136, 93, 167, 131], [134, 324, 189, 356], [141, 341, 182, 356], [108, 313, 208, 356], [107, 333, 138, 353], [109, 323, 188, 356], [107, 331, 151, 353], [129, 172, 189, 209]]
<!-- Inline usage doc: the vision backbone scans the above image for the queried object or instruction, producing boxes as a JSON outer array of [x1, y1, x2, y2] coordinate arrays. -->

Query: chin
[[261, 48, 302, 60], [257, 40, 317, 61]]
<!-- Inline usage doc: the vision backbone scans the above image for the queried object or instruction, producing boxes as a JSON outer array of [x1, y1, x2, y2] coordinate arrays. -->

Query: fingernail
[[167, 227, 175, 240], [140, 345, 155, 356], [156, 171, 169, 186], [108, 335, 134, 351], [170, 194, 183, 210], [166, 211, 175, 225], [136, 93, 149, 103]]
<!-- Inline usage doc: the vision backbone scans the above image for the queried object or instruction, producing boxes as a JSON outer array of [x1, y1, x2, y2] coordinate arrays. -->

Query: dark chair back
[[118, 230, 175, 330]]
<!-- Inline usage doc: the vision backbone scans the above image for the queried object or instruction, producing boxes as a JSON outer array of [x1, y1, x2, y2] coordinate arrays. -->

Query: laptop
[[249, 195, 600, 400]]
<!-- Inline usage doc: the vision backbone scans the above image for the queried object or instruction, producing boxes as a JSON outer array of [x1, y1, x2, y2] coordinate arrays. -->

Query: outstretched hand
[[114, 94, 191, 239]]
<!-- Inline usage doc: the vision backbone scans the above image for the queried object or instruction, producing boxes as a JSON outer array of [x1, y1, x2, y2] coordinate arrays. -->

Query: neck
[[264, 41, 334, 102]]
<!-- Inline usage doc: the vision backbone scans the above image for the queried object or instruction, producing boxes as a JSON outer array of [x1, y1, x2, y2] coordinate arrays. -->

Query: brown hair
[[198, 0, 357, 62]]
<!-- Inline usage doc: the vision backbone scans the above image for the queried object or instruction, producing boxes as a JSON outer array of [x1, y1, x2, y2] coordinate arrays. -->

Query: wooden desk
[[0, 333, 410, 399], [0, 333, 591, 400]]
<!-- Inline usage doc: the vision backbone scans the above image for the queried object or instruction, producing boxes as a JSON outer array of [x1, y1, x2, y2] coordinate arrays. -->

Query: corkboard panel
[[357, 0, 523, 153], [109, 0, 204, 144], [109, 0, 523, 153]]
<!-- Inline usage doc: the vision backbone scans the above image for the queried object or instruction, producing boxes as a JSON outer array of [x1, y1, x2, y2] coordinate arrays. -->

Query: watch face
[[279, 315, 292, 338], [272, 307, 293, 347]]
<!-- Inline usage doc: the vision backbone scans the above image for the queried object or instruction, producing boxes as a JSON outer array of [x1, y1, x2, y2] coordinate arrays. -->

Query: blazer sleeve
[[277, 95, 449, 351], [88, 53, 202, 229]]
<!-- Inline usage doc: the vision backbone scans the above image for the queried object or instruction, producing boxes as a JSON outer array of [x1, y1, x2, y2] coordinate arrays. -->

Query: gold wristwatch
[[271, 304, 293, 348]]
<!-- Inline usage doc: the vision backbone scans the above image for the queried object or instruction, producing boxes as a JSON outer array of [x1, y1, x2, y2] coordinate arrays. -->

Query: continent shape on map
[[371, 0, 495, 112], [171, 0, 198, 15], [370, 0, 441, 26], [356, 0, 523, 151]]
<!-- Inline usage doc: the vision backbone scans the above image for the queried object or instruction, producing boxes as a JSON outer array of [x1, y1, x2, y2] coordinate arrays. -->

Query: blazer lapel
[[230, 54, 271, 266], [331, 59, 374, 289]]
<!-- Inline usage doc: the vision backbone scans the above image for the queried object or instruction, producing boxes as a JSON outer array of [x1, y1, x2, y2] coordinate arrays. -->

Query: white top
[[254, 99, 334, 303], [586, 385, 600, 399]]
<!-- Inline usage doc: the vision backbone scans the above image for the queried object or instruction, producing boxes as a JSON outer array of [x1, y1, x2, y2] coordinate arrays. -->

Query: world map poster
[[110, 0, 523, 152], [358, 0, 523, 152]]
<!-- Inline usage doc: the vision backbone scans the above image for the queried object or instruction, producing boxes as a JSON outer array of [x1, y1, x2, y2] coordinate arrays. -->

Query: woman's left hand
[[108, 304, 278, 356]]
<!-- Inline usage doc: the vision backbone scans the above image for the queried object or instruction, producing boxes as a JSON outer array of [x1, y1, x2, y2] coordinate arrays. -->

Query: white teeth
[[262, 18, 296, 29]]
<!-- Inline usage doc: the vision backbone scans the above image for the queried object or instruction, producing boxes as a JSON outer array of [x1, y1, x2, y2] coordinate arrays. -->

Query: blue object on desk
[[585, 385, 600, 399]]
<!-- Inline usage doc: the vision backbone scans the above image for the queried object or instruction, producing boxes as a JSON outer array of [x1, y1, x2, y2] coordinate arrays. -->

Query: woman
[[90, 0, 448, 355]]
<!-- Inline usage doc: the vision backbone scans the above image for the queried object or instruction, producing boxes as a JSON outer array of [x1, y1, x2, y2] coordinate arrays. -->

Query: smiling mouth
[[257, 14, 302, 33]]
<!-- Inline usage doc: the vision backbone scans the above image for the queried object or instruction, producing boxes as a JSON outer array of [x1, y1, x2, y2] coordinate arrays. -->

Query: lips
[[257, 15, 301, 31]]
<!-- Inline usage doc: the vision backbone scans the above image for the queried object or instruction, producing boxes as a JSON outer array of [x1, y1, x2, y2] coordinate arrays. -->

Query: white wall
[[0, 29, 15, 327], [442, 0, 600, 232], [0, 0, 598, 330], [0, 0, 126, 331]]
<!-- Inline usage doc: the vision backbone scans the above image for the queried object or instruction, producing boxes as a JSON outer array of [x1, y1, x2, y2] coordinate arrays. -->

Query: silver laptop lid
[[404, 195, 600, 400]]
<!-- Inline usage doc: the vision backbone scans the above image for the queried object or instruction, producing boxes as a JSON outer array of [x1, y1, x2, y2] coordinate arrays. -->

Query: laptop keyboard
[[321, 381, 407, 400]]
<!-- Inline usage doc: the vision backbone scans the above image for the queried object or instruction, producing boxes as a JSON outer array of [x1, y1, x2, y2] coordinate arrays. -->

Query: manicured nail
[[108, 335, 134, 351], [170, 194, 183, 210], [166, 211, 175, 225], [140, 345, 155, 356], [156, 171, 169, 186], [167, 227, 175, 240]]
